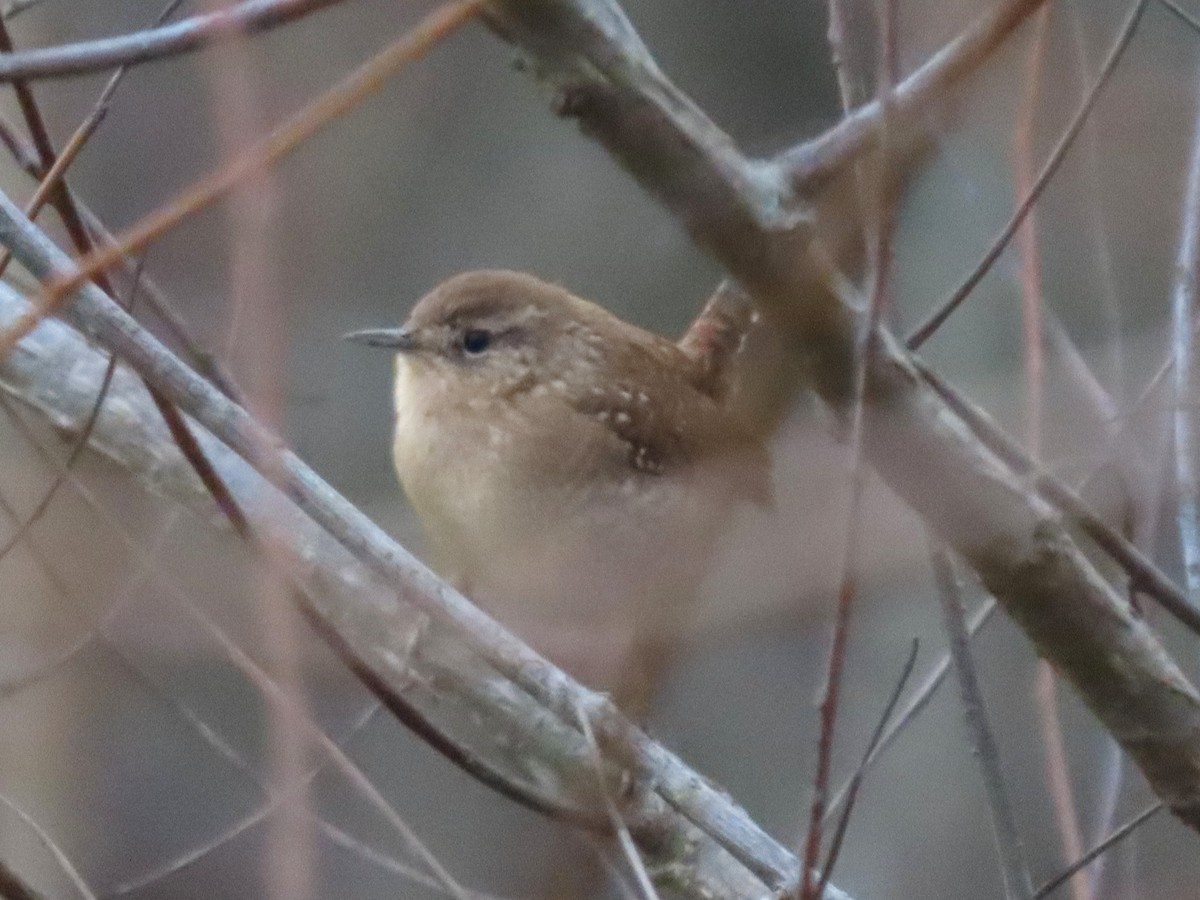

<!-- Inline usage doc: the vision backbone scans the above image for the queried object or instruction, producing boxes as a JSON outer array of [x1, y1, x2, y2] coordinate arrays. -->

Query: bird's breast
[[389, 360, 762, 622]]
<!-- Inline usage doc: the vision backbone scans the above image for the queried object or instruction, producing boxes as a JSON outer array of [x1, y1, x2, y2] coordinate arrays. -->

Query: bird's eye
[[461, 329, 491, 355]]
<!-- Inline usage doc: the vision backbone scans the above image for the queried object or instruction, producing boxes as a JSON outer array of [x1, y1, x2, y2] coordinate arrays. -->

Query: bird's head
[[344, 270, 616, 399]]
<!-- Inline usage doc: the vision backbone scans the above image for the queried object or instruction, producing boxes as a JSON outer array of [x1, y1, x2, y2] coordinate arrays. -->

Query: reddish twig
[[0, 5, 251, 539], [0, 0, 186, 281], [822, 598, 999, 823], [799, 4, 899, 896], [0, 256, 145, 566], [816, 638, 918, 898], [0, 112, 242, 401], [0, 0, 485, 363], [1011, 13, 1088, 898]]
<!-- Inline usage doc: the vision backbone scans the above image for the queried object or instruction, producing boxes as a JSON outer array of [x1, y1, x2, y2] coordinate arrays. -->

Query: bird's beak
[[342, 327, 418, 352]]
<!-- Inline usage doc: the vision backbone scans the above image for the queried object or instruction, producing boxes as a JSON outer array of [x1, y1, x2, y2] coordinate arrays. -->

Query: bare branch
[[912, 359, 1200, 636], [0, 0, 349, 81], [778, 0, 1051, 189], [0, 0, 485, 361], [0, 0, 186, 281], [906, 0, 1148, 349], [932, 546, 1033, 900], [816, 638, 919, 897], [824, 598, 998, 822], [574, 702, 660, 900]]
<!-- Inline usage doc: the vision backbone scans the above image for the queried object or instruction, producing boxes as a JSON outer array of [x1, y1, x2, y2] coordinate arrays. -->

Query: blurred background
[[1, 0, 1199, 897]]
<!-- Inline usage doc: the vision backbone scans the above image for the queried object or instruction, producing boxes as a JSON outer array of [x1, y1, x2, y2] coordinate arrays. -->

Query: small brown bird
[[347, 270, 770, 705]]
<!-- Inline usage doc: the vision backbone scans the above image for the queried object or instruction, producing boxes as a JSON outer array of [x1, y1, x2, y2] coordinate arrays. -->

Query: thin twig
[[1044, 311, 1120, 427], [0, 0, 186, 281], [0, 4, 251, 542], [778, 0, 1051, 188], [0, 255, 145, 565], [0, 114, 242, 400], [1032, 803, 1163, 899], [0, 0, 348, 81], [798, 0, 899, 888], [824, 0, 869, 114], [575, 702, 661, 900], [1170, 60, 1200, 604], [0, 792, 95, 900], [104, 707, 396, 897], [913, 359, 1200, 637], [1013, 4, 1049, 455], [1161, 0, 1200, 34], [0, 631, 91, 699], [0, 0, 485, 362], [906, 0, 1149, 350], [315, 818, 511, 900], [0, 344, 116, 562], [1068, 0, 1125, 402], [815, 638, 918, 898], [932, 546, 1033, 900], [1035, 668, 1090, 900], [823, 598, 998, 822]]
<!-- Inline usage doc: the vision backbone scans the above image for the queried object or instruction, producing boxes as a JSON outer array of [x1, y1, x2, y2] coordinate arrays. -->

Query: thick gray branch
[[482, 0, 1200, 829]]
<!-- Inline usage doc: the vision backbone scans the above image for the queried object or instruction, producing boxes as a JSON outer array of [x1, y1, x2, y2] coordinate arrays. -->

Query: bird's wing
[[568, 336, 772, 505]]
